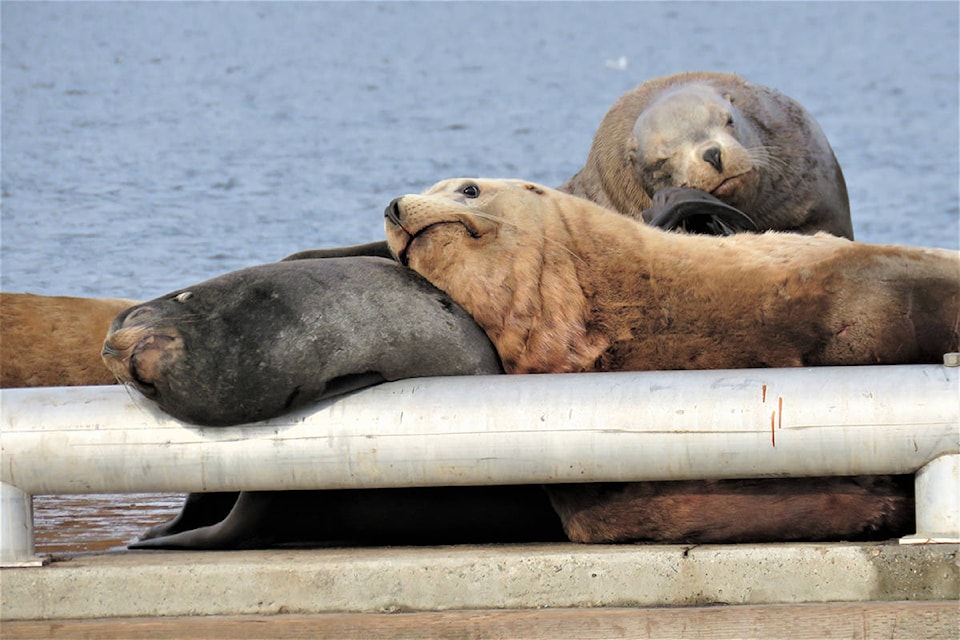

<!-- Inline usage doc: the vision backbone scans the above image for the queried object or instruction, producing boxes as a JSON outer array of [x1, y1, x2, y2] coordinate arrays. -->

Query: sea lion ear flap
[[522, 183, 545, 195]]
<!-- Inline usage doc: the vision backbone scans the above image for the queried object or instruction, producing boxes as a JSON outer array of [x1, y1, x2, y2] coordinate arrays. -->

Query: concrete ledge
[[2, 542, 957, 621]]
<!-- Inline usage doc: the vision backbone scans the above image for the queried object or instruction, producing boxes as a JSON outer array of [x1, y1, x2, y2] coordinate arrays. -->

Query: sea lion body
[[382, 178, 958, 543], [1, 293, 137, 387], [102, 256, 502, 426], [130, 486, 565, 550], [559, 72, 853, 238], [385, 179, 956, 375], [102, 256, 570, 548]]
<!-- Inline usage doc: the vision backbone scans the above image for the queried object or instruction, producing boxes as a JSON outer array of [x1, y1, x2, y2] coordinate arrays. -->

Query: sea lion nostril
[[702, 146, 723, 172], [384, 197, 403, 225]]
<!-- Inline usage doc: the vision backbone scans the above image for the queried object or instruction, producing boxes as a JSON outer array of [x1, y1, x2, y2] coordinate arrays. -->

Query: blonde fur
[[386, 179, 959, 375]]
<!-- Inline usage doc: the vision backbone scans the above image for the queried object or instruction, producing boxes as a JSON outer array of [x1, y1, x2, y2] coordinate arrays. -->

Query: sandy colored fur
[[386, 179, 959, 375], [0, 292, 138, 387]]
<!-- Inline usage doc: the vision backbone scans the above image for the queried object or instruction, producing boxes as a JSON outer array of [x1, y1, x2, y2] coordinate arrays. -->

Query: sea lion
[[559, 72, 854, 239], [102, 256, 502, 426], [101, 256, 566, 548], [381, 177, 958, 543], [1, 293, 138, 388], [385, 178, 956, 374], [129, 486, 565, 550]]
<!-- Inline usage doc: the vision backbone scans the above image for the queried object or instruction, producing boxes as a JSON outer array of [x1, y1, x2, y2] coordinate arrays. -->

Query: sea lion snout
[[101, 301, 184, 395], [701, 145, 723, 172]]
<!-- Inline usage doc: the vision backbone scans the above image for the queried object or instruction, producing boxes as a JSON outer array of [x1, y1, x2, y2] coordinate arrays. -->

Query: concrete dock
[[2, 542, 958, 638]]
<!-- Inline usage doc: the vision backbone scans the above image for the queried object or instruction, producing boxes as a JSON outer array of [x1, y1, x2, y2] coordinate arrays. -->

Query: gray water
[[2, 1, 958, 300], [2, 2, 959, 552]]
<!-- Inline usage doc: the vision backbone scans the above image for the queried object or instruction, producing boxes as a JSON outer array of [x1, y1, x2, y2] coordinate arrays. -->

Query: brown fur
[[386, 179, 957, 375], [0, 293, 137, 387], [384, 178, 958, 543], [546, 478, 913, 544], [558, 72, 854, 239]]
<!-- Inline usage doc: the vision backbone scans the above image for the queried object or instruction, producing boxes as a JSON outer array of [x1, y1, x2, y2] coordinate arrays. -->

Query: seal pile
[[6, 72, 959, 549]]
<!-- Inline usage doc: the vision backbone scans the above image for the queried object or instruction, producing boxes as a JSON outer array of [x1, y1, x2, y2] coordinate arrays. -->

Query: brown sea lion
[[385, 179, 956, 374], [0, 293, 138, 387], [381, 177, 959, 543], [559, 72, 854, 239]]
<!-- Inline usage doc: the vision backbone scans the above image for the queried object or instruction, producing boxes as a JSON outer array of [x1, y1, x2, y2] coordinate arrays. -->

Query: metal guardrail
[[2, 365, 958, 566]]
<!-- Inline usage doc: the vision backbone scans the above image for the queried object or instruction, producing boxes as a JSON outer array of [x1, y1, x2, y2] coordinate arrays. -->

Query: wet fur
[[384, 178, 959, 543], [1, 293, 137, 387], [559, 71, 853, 238]]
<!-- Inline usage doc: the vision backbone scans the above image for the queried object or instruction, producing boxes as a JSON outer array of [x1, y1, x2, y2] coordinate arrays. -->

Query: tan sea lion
[[559, 72, 854, 239], [382, 178, 957, 543], [0, 293, 138, 387], [385, 178, 956, 374]]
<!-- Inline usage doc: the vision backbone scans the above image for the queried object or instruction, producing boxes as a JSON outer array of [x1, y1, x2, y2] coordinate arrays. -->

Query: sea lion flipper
[[137, 492, 240, 542], [130, 492, 277, 550], [642, 186, 758, 236], [281, 241, 394, 261]]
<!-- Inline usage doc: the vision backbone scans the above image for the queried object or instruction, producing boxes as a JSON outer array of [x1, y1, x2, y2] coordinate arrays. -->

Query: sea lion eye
[[461, 183, 480, 198], [174, 291, 193, 303], [725, 115, 735, 127]]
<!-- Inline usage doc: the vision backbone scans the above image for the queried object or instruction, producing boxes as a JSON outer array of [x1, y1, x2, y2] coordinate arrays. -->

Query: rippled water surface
[[2, 2, 958, 553]]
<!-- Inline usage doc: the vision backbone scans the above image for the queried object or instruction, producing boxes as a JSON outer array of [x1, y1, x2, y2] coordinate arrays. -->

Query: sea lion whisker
[[118, 380, 163, 418], [746, 145, 790, 177]]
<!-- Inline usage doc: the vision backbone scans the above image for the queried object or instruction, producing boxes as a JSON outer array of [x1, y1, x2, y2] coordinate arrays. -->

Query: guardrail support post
[[1, 482, 46, 567], [901, 453, 960, 544]]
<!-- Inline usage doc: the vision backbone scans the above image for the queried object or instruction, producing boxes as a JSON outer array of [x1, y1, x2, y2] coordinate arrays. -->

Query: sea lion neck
[[495, 204, 645, 374]]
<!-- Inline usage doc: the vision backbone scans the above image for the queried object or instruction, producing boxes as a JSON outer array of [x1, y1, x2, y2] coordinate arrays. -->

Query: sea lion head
[[384, 178, 615, 373], [631, 83, 762, 208], [101, 270, 326, 425], [103, 257, 502, 425]]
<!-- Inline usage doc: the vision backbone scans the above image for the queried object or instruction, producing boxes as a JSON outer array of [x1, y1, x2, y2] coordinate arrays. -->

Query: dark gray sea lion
[[559, 71, 854, 238], [130, 486, 565, 550], [102, 257, 501, 426], [102, 256, 565, 548]]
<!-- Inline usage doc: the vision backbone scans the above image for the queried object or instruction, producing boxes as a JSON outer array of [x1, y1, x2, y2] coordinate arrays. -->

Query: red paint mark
[[771, 411, 776, 447], [778, 397, 783, 429], [761, 385, 767, 403]]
